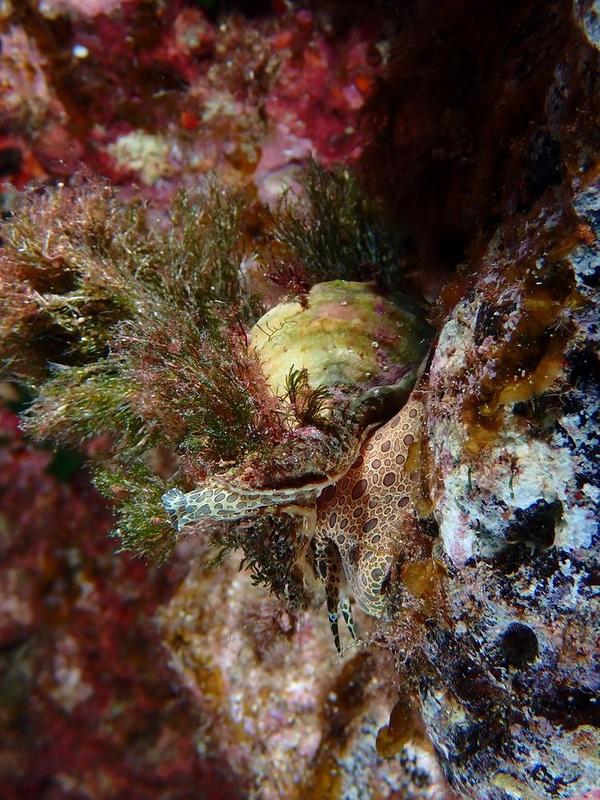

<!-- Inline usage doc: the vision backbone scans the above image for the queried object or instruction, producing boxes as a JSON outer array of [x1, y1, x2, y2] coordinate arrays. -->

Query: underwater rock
[[420, 184, 600, 797], [0, 0, 598, 797], [160, 543, 449, 800], [38, 0, 125, 18], [333, 2, 600, 796], [106, 129, 174, 185], [414, 9, 600, 793], [0, 1, 387, 193], [0, 409, 235, 799]]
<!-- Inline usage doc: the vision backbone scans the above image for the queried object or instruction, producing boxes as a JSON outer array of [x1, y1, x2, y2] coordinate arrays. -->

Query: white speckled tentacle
[[161, 415, 384, 533], [313, 527, 357, 653], [162, 480, 322, 531]]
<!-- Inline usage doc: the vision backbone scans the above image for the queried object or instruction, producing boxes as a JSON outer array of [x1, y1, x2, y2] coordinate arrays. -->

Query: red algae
[[0, 408, 238, 799], [1, 1, 389, 197]]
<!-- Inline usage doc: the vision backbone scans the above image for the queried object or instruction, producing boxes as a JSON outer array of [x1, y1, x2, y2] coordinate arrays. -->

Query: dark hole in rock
[[506, 499, 562, 549], [525, 131, 562, 201], [533, 685, 600, 730], [451, 657, 498, 712], [499, 622, 539, 668], [512, 393, 562, 419], [568, 345, 600, 392], [474, 302, 504, 345], [448, 721, 487, 761], [490, 542, 533, 574], [442, 708, 503, 763], [583, 566, 600, 587], [0, 147, 22, 178], [419, 515, 440, 539], [511, 394, 563, 438], [437, 231, 467, 268], [540, 257, 575, 302], [480, 500, 562, 573], [214, 0, 275, 18], [580, 262, 600, 288]]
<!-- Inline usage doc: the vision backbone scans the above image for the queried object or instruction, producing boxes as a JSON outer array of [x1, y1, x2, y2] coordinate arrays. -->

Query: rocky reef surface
[[161, 541, 447, 800], [0, 1, 598, 799], [423, 188, 600, 796]]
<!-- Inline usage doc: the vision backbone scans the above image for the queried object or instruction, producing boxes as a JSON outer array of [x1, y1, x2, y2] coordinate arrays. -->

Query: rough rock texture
[[0, 1, 388, 196], [422, 190, 600, 797], [160, 542, 449, 800], [413, 3, 600, 796]]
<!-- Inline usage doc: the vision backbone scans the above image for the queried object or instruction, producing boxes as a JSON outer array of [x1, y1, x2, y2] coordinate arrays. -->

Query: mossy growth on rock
[[209, 513, 312, 608], [0, 165, 428, 586], [269, 160, 409, 295], [0, 177, 279, 560]]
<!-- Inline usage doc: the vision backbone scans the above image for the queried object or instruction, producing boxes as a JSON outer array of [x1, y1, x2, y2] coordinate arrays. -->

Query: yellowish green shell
[[249, 280, 430, 396]]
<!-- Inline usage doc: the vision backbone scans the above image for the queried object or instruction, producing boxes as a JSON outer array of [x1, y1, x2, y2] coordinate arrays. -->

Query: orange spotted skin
[[162, 391, 426, 653], [315, 394, 425, 620]]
